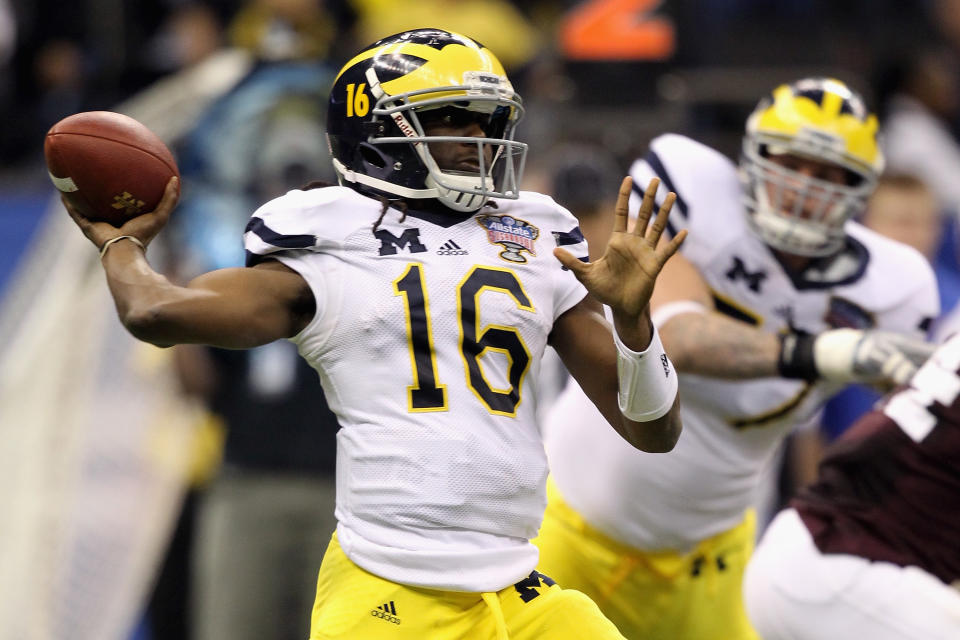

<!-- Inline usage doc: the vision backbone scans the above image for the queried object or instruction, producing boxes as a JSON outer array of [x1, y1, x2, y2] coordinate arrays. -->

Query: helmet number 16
[[345, 83, 370, 118], [394, 264, 534, 417]]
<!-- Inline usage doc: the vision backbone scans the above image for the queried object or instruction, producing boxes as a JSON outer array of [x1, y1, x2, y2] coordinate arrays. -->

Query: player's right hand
[[64, 176, 179, 254]]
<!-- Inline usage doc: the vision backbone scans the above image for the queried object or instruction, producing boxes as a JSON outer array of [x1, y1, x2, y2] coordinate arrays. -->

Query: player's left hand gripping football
[[554, 176, 687, 318], [64, 176, 180, 254]]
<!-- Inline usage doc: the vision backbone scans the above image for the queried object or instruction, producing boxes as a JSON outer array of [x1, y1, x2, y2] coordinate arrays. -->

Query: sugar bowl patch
[[476, 214, 539, 263]]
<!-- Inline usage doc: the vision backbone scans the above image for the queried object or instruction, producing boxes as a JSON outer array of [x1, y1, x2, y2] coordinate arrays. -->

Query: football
[[44, 111, 179, 227]]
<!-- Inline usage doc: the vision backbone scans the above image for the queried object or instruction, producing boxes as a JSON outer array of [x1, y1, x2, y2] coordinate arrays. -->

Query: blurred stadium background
[[2, 1, 959, 639]]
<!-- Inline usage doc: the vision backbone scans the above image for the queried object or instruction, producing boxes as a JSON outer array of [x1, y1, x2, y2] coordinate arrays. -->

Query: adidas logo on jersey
[[437, 240, 468, 255], [371, 601, 401, 625]]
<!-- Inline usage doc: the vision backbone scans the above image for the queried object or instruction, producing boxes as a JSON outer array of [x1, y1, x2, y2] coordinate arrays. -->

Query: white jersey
[[545, 133, 939, 552], [244, 186, 588, 591]]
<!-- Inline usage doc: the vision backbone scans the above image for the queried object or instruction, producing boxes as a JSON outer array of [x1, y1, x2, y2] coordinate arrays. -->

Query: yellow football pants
[[533, 480, 760, 640], [310, 532, 627, 639]]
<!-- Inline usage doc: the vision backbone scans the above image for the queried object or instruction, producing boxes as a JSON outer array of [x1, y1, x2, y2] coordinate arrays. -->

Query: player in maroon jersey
[[744, 334, 960, 639]]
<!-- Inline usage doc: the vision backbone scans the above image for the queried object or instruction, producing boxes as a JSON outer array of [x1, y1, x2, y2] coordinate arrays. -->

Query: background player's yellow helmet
[[740, 78, 884, 256], [327, 28, 527, 212]]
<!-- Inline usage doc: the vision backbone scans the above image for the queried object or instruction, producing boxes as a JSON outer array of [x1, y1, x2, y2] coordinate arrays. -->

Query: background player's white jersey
[[545, 133, 939, 551], [244, 186, 588, 591]]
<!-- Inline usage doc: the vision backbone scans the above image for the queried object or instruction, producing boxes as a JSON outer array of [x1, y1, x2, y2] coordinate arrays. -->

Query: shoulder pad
[[628, 134, 741, 235], [843, 221, 940, 325], [243, 186, 380, 264], [501, 191, 588, 262]]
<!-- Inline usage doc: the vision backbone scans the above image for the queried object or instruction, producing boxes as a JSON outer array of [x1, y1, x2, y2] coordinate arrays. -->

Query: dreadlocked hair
[[299, 179, 336, 191], [371, 196, 409, 233], [369, 196, 497, 234]]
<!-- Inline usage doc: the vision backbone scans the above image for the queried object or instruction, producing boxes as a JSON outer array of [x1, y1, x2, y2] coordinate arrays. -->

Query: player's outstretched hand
[[554, 176, 687, 318], [64, 176, 179, 254]]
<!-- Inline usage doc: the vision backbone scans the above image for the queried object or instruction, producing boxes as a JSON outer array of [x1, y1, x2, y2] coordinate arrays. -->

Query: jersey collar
[[770, 235, 870, 290]]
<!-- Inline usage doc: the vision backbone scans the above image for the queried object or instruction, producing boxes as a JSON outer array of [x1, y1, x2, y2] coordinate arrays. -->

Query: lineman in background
[[537, 77, 939, 639]]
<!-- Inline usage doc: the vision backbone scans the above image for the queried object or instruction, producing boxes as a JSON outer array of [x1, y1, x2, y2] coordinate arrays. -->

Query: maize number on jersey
[[394, 264, 533, 416]]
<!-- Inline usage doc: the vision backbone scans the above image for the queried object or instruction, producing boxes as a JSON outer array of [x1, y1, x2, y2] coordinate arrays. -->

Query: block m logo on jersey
[[375, 228, 427, 256], [725, 256, 767, 293]]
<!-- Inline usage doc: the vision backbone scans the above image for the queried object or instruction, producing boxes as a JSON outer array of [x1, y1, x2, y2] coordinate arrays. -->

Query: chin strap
[[332, 158, 439, 200], [332, 158, 490, 213]]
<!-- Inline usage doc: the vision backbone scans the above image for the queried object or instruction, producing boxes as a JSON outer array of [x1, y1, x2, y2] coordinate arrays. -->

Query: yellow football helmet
[[327, 29, 527, 212], [741, 78, 884, 256]]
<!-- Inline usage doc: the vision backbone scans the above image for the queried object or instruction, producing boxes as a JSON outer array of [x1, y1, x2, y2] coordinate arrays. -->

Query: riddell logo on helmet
[[391, 113, 417, 139]]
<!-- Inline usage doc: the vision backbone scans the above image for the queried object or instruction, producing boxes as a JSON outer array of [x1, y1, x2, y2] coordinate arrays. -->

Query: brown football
[[44, 111, 179, 227]]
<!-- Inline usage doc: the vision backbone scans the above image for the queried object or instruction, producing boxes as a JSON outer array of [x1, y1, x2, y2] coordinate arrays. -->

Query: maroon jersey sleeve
[[793, 337, 960, 585]]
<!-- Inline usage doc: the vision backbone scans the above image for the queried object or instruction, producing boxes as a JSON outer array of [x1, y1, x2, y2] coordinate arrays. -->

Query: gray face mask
[[740, 142, 875, 257]]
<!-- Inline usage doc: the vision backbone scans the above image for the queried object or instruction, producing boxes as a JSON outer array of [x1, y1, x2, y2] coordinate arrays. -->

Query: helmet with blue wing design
[[741, 77, 884, 257], [326, 28, 527, 212]]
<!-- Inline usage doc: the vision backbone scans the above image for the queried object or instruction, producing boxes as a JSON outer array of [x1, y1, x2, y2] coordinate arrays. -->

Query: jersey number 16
[[394, 264, 534, 417]]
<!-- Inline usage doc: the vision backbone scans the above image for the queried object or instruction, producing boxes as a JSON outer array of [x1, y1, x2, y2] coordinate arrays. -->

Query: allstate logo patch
[[476, 214, 539, 263]]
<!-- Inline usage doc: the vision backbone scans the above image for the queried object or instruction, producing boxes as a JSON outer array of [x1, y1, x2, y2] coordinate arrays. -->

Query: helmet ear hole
[[359, 143, 389, 170]]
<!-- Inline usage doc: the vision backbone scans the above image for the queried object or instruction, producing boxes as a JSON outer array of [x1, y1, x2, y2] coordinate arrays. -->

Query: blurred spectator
[[864, 173, 960, 328], [547, 143, 620, 260], [146, 4, 224, 74], [188, 343, 339, 640], [144, 409, 224, 640], [854, 174, 951, 304], [34, 39, 87, 134], [931, 0, 960, 58], [0, 0, 13, 65], [170, 57, 342, 640], [861, 173, 943, 261], [229, 0, 336, 60], [0, 34, 96, 172], [349, 0, 541, 71], [879, 46, 960, 217], [0, 0, 13, 130]]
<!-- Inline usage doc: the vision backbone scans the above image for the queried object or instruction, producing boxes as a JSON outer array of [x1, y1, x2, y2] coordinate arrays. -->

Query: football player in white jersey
[[63, 29, 687, 639], [536, 78, 941, 639]]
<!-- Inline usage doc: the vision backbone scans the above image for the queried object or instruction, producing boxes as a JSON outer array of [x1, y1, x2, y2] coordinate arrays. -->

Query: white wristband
[[614, 326, 679, 421]]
